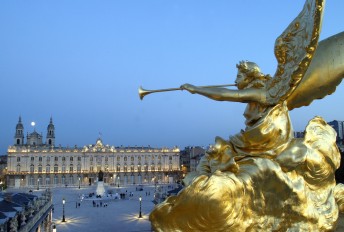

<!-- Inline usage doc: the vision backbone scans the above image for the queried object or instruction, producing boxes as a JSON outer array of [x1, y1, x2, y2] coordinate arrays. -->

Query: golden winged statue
[[149, 0, 344, 231]]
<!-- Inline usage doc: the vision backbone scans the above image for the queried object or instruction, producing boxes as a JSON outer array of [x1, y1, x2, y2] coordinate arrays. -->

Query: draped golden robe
[[150, 103, 343, 231]]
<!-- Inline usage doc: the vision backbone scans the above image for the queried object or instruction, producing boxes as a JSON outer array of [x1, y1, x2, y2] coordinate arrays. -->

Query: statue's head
[[236, 61, 270, 89]]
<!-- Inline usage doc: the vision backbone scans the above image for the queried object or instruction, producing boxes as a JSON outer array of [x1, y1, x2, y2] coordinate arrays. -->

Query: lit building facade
[[6, 117, 181, 188]]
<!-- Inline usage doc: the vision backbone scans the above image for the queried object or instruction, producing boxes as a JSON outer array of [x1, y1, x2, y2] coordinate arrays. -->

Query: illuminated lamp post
[[78, 177, 80, 189], [37, 178, 39, 190], [117, 176, 120, 188], [139, 196, 142, 218], [62, 198, 66, 222]]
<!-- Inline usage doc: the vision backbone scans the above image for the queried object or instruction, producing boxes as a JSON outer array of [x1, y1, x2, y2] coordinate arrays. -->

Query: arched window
[[38, 165, 42, 173], [46, 165, 50, 173], [29, 176, 34, 185], [69, 175, 74, 184], [48, 139, 52, 145], [54, 175, 58, 185], [16, 139, 20, 145]]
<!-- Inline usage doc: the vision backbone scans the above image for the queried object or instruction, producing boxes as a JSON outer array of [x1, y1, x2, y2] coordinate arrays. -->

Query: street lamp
[[62, 198, 66, 222], [139, 196, 142, 218], [37, 179, 39, 190], [78, 177, 80, 189], [117, 176, 119, 188]]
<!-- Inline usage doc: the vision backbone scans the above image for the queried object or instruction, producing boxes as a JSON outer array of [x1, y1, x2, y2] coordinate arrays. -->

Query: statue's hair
[[236, 60, 271, 88]]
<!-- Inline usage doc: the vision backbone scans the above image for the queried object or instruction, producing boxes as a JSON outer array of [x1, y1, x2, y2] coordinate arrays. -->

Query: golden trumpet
[[139, 84, 236, 100]]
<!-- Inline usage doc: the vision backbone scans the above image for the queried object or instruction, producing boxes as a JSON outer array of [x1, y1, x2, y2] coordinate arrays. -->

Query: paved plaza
[[9, 184, 167, 232], [52, 185, 158, 232]]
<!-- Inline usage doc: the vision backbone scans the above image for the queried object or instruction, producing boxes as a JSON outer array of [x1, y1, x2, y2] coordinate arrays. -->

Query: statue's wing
[[287, 32, 344, 110], [266, 0, 324, 105]]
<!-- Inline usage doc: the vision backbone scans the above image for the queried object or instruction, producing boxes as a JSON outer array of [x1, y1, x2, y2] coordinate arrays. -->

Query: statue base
[[96, 181, 105, 196]]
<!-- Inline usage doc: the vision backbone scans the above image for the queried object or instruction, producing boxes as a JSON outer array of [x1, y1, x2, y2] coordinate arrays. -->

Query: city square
[[5, 183, 174, 232], [51, 185, 155, 232]]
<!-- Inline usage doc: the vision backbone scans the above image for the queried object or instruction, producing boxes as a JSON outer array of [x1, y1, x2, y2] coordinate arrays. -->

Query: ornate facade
[[6, 117, 181, 188]]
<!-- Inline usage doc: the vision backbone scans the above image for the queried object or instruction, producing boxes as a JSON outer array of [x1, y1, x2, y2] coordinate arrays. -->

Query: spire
[[14, 115, 24, 145], [46, 116, 55, 146]]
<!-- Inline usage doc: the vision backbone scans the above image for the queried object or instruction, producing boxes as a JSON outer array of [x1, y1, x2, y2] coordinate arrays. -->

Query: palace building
[[6, 117, 181, 188]]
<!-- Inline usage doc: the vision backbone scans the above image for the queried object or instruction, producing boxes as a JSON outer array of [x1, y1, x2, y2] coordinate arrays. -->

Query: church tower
[[46, 117, 55, 146], [14, 116, 24, 145]]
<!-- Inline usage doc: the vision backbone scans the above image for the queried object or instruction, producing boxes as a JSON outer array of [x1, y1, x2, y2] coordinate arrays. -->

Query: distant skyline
[[1, 1, 344, 154]]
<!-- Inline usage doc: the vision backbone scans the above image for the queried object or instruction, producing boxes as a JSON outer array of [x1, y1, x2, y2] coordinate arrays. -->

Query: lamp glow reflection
[[139, 196, 142, 218], [62, 198, 66, 222]]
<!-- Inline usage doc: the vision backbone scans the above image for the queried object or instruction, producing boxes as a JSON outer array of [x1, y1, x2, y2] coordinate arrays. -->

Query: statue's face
[[235, 71, 250, 89]]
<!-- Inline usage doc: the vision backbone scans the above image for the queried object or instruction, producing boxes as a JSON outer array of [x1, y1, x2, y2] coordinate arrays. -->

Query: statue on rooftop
[[145, 0, 344, 231]]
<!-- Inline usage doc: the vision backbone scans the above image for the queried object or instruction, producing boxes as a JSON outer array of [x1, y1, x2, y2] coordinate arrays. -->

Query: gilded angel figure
[[150, 0, 344, 231]]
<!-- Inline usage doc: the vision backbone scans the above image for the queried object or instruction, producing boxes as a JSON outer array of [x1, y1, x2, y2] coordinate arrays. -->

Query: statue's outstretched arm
[[180, 84, 268, 104]]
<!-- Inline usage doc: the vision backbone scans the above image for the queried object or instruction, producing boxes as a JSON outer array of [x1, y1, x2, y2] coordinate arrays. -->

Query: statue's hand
[[180, 83, 197, 94]]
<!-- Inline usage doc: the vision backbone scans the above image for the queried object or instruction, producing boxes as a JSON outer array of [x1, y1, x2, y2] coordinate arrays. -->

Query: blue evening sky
[[0, 1, 343, 154]]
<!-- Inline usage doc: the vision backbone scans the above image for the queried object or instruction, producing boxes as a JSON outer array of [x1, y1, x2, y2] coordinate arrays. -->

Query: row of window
[[17, 155, 174, 162], [16, 164, 81, 173], [27, 174, 162, 186], [16, 163, 174, 173]]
